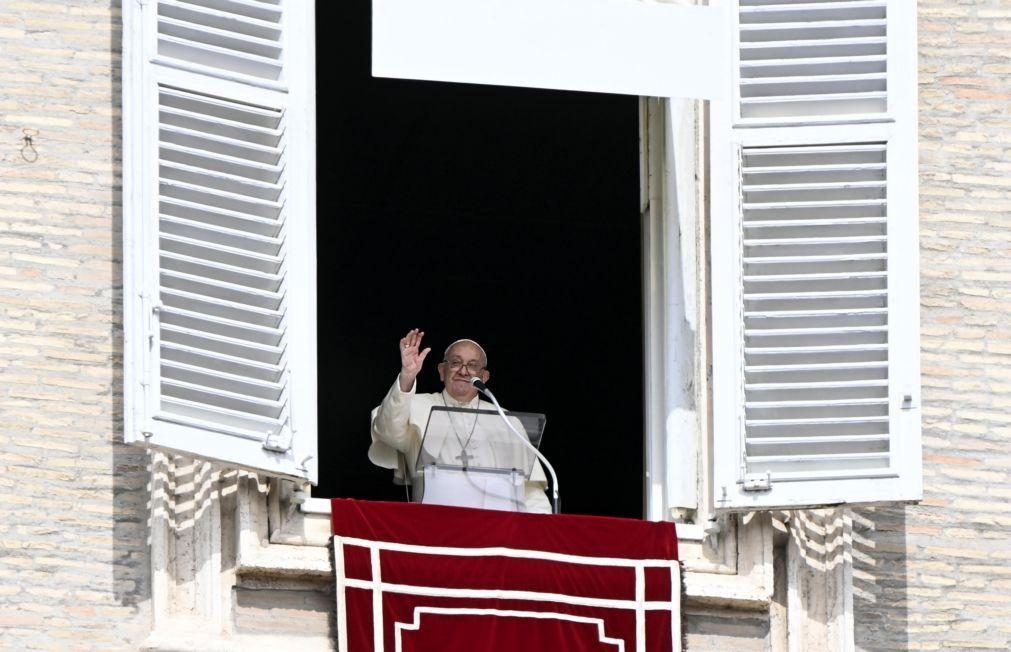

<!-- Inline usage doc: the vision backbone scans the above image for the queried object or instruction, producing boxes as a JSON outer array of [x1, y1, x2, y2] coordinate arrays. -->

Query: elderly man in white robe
[[369, 329, 551, 514]]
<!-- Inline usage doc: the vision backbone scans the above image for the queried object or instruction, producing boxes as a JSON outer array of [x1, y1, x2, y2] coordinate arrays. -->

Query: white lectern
[[412, 406, 546, 512]]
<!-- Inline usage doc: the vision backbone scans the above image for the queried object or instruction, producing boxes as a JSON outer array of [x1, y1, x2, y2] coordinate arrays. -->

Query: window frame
[[124, 0, 921, 517]]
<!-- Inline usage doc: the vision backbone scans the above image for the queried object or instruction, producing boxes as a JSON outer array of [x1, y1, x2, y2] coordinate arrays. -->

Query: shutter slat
[[161, 251, 283, 290], [746, 324, 886, 336], [189, 0, 283, 22], [747, 398, 887, 408], [740, 73, 886, 88], [161, 197, 280, 236], [161, 161, 282, 200], [161, 269, 283, 308], [161, 86, 281, 124], [745, 253, 886, 264], [745, 344, 888, 354], [740, 91, 886, 105], [746, 360, 887, 372], [745, 452, 890, 474], [162, 323, 284, 361], [159, 34, 282, 71], [745, 217, 885, 227], [745, 272, 886, 282], [162, 378, 285, 416], [162, 361, 283, 401], [162, 341, 282, 382], [161, 251, 282, 289], [746, 308, 887, 318], [161, 214, 283, 250], [163, 359, 283, 393], [159, 396, 282, 435], [740, 19, 886, 32], [744, 236, 886, 246], [159, 124, 282, 162], [160, 232, 282, 268], [745, 181, 885, 192], [161, 142, 282, 181], [159, 16, 282, 58], [747, 416, 888, 426], [746, 143, 885, 156], [160, 305, 281, 345], [160, 179, 283, 219], [747, 435, 889, 457], [739, 1, 886, 15], [740, 54, 886, 68], [740, 36, 886, 51], [740, 36, 881, 52], [743, 199, 886, 210], [161, 105, 282, 140], [747, 379, 888, 390], [746, 163, 885, 173], [161, 0, 282, 33], [162, 287, 283, 326]]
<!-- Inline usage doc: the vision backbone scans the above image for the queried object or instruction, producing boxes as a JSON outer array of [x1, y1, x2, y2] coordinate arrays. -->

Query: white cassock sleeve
[[369, 379, 420, 483]]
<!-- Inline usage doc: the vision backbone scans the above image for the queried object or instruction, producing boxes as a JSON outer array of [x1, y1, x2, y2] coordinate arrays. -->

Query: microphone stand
[[472, 378, 560, 514]]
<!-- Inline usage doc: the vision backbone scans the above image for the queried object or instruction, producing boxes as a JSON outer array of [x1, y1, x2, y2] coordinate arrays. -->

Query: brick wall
[[0, 1, 152, 649], [854, 2, 1011, 650]]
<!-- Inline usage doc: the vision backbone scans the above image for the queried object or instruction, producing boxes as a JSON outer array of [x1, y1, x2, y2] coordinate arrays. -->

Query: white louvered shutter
[[711, 0, 920, 510], [123, 0, 317, 483]]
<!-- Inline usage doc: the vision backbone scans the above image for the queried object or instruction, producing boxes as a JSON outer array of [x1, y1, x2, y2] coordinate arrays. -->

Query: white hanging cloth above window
[[372, 0, 731, 99]]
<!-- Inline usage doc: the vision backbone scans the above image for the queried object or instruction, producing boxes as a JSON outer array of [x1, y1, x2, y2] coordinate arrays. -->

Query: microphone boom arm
[[471, 378, 560, 514]]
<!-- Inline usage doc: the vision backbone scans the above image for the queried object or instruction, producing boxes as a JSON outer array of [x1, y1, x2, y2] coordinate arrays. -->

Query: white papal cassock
[[369, 379, 551, 513]]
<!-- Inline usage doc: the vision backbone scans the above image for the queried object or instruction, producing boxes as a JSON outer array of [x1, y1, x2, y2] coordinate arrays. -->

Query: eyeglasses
[[444, 358, 484, 373]]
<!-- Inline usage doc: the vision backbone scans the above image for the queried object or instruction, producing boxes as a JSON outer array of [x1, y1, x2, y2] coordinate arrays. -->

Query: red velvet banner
[[331, 499, 680, 651]]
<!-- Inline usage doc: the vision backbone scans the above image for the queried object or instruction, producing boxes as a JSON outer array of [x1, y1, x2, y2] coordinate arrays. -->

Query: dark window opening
[[315, 2, 644, 518]]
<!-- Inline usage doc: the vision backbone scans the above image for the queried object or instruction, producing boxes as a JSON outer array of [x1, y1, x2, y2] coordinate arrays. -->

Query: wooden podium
[[331, 499, 681, 651]]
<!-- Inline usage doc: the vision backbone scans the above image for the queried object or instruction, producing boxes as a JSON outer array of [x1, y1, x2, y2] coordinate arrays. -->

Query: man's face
[[438, 341, 490, 402]]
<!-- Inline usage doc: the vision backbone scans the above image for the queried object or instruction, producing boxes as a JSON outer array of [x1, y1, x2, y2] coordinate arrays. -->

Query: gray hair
[[443, 338, 488, 368]]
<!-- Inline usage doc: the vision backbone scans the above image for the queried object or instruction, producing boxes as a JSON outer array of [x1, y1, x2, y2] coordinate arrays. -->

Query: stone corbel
[[784, 508, 855, 652]]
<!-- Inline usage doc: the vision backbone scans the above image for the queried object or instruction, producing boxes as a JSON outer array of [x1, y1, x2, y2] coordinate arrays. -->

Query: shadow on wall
[[851, 506, 909, 651], [111, 0, 153, 611]]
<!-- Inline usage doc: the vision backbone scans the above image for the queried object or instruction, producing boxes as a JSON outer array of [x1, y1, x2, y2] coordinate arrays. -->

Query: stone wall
[[853, 2, 1011, 650], [0, 1, 152, 649]]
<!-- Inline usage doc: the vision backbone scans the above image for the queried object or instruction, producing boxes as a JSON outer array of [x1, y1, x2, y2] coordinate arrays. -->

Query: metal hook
[[20, 129, 38, 163]]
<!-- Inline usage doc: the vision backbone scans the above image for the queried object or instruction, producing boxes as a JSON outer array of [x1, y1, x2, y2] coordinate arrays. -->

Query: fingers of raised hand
[[400, 329, 425, 357]]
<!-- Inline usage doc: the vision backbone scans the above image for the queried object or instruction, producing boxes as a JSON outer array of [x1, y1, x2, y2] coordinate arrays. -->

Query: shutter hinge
[[742, 472, 772, 492]]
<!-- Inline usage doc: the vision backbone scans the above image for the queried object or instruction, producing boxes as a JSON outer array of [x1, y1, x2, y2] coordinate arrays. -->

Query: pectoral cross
[[455, 448, 474, 467]]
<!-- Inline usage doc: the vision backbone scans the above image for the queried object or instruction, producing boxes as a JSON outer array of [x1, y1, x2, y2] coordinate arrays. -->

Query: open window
[[122, 0, 920, 519]]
